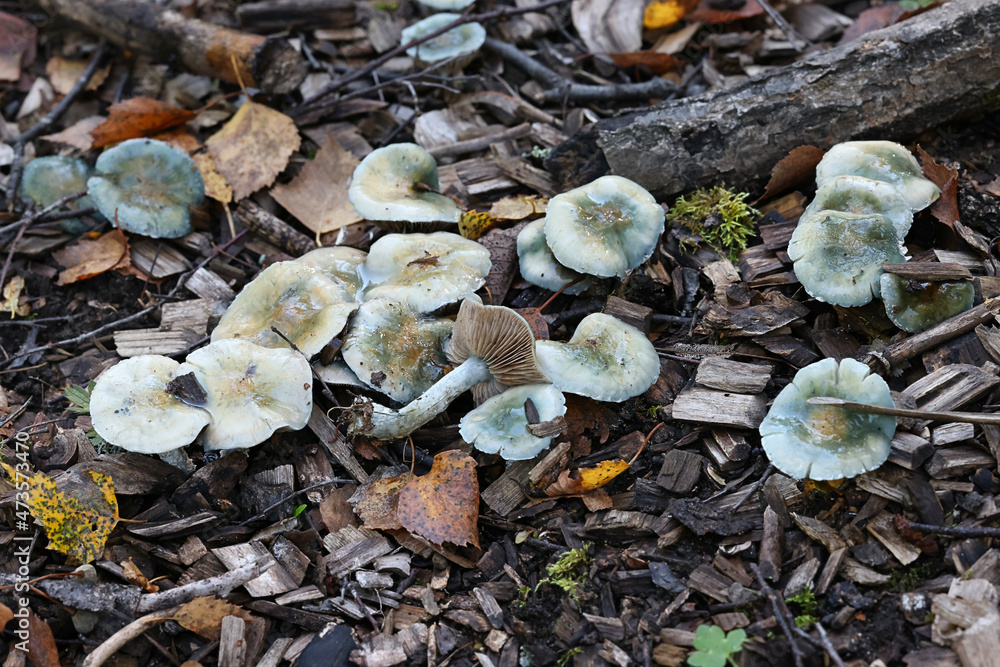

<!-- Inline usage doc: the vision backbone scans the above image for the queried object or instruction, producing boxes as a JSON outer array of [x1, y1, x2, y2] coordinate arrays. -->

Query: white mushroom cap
[[177, 339, 312, 450], [212, 262, 358, 358], [544, 175, 665, 278], [816, 141, 940, 212], [534, 313, 660, 402], [348, 143, 460, 226], [788, 211, 905, 307], [759, 358, 896, 480], [416, 0, 475, 9], [342, 298, 453, 403], [361, 232, 492, 312], [879, 273, 975, 333], [517, 218, 592, 295], [460, 384, 566, 460], [802, 175, 913, 238], [295, 246, 367, 300], [401, 14, 486, 65], [90, 356, 210, 454]]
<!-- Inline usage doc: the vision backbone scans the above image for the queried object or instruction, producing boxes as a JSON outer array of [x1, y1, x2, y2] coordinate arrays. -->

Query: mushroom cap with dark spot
[[879, 273, 975, 333], [460, 384, 566, 460], [803, 175, 913, 238], [816, 141, 939, 212]]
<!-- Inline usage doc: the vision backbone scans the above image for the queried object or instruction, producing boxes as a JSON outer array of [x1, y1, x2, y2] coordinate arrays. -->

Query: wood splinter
[[807, 397, 1000, 426]]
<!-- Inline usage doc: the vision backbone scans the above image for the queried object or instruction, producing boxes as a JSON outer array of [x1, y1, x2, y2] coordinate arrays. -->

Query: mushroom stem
[[351, 356, 491, 439]]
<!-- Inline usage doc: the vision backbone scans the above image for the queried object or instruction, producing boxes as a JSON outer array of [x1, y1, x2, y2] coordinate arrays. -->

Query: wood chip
[[671, 387, 767, 429]]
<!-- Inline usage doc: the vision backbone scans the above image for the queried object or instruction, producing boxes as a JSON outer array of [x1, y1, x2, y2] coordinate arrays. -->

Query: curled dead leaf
[[759, 145, 826, 203], [397, 450, 480, 548], [53, 229, 130, 286], [91, 98, 196, 149], [173, 596, 254, 642]]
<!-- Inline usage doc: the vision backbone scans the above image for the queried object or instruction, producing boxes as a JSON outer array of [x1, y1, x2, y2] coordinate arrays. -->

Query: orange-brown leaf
[[355, 472, 414, 531], [917, 146, 959, 232], [398, 451, 480, 548], [122, 557, 159, 593], [91, 98, 196, 149], [608, 51, 680, 76], [545, 459, 631, 497], [0, 12, 36, 82], [53, 228, 130, 286], [760, 145, 826, 202], [173, 596, 254, 642], [27, 610, 59, 667], [0, 603, 12, 633], [516, 307, 550, 340], [688, 0, 763, 23]]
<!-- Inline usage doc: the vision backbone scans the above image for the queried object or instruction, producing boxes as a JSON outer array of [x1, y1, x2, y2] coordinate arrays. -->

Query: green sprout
[[688, 625, 747, 667], [667, 186, 760, 261], [65, 381, 96, 414], [557, 647, 583, 666], [293, 504, 308, 517], [537, 544, 592, 602], [787, 588, 819, 628]]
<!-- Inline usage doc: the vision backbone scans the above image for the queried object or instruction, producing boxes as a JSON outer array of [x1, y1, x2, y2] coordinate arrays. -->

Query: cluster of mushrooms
[[89, 142, 664, 462], [788, 140, 973, 332]]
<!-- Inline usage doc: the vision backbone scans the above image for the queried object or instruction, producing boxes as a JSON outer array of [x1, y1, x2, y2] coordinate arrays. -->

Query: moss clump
[[787, 588, 819, 628], [538, 544, 592, 601], [668, 186, 760, 261]]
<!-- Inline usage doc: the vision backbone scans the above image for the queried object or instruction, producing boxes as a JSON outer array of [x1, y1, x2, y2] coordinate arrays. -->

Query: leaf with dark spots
[[398, 450, 480, 548]]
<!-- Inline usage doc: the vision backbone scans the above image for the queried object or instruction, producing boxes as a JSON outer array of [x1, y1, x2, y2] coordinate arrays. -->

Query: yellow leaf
[[458, 210, 497, 240], [192, 152, 233, 204], [2, 463, 119, 564], [204, 101, 300, 201], [644, 0, 689, 29], [0, 276, 30, 318], [577, 460, 631, 490]]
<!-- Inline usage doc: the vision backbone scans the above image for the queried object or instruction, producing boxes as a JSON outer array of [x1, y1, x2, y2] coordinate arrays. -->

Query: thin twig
[[904, 520, 1000, 540], [814, 623, 846, 667], [731, 463, 774, 512], [755, 0, 811, 52], [7, 46, 107, 210], [750, 563, 805, 667], [269, 326, 340, 408], [239, 478, 351, 526], [0, 190, 88, 236], [0, 397, 30, 431], [806, 397, 1000, 425]]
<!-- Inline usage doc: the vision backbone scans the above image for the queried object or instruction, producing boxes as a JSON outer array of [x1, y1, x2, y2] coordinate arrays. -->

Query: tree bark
[[37, 0, 307, 94], [546, 0, 1000, 198]]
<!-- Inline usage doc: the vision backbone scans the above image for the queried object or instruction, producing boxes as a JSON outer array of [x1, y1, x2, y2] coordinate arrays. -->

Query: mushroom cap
[[815, 141, 940, 212], [415, 0, 475, 9], [295, 246, 367, 300], [544, 175, 665, 278], [348, 143, 460, 226], [90, 355, 210, 454], [759, 358, 896, 480], [879, 273, 975, 333], [361, 232, 492, 312], [446, 295, 549, 403], [460, 384, 567, 460], [401, 14, 486, 64], [803, 175, 913, 238], [342, 298, 453, 403], [176, 339, 312, 450], [212, 262, 358, 358], [534, 313, 660, 402], [788, 211, 905, 307], [517, 218, 592, 295], [88, 138, 205, 238], [21, 156, 101, 231]]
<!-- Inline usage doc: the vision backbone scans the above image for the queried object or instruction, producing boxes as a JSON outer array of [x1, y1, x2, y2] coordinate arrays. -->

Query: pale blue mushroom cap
[[517, 218, 592, 295], [22, 156, 102, 232], [759, 358, 896, 480], [815, 141, 940, 212], [88, 138, 204, 238], [402, 14, 486, 65], [802, 175, 913, 238], [880, 273, 975, 333], [460, 384, 566, 460]]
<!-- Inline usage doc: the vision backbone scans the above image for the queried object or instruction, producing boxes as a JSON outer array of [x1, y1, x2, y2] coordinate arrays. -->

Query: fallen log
[[37, 0, 307, 94], [546, 0, 1000, 197]]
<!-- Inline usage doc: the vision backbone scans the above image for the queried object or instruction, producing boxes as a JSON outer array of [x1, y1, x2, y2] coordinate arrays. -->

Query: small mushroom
[[758, 358, 896, 480], [415, 0, 475, 9], [815, 141, 940, 212], [348, 143, 460, 231], [360, 231, 492, 312], [342, 298, 453, 403], [401, 14, 486, 68], [90, 356, 210, 454], [212, 262, 358, 358], [516, 218, 592, 295], [88, 138, 205, 238], [176, 339, 313, 450], [534, 313, 660, 402], [350, 295, 548, 439], [460, 384, 567, 460], [802, 175, 913, 238], [544, 175, 665, 278], [21, 156, 101, 232], [295, 246, 367, 300], [787, 211, 905, 307], [879, 273, 975, 333]]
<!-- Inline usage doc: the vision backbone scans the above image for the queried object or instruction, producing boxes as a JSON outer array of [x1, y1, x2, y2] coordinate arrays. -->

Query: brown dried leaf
[[319, 484, 359, 532], [0, 275, 30, 317], [760, 145, 826, 203], [39, 115, 104, 152], [53, 229, 130, 286], [45, 56, 110, 95], [838, 4, 907, 44], [205, 101, 300, 201], [398, 451, 479, 548], [355, 472, 414, 531], [917, 146, 959, 231], [489, 194, 547, 221], [561, 395, 610, 452], [91, 98, 196, 149], [27, 610, 59, 667], [515, 307, 550, 340], [152, 128, 202, 154], [545, 459, 632, 497], [608, 51, 680, 75], [0, 603, 12, 633], [173, 596, 253, 642], [271, 136, 361, 235], [122, 557, 159, 593], [688, 0, 764, 24], [0, 12, 36, 82]]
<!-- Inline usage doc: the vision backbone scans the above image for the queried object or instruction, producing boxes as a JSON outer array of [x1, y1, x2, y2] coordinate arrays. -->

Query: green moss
[[788, 589, 819, 628], [667, 186, 760, 261], [889, 562, 935, 591], [537, 544, 592, 602]]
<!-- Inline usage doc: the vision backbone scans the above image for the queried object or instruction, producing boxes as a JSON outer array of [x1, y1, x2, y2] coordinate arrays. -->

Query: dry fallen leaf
[[545, 460, 632, 497], [759, 145, 826, 203], [838, 4, 907, 44], [271, 136, 361, 235], [917, 146, 959, 232], [354, 471, 415, 531], [397, 451, 480, 548], [173, 596, 254, 642], [39, 115, 104, 152], [489, 194, 547, 221], [688, 0, 764, 23], [478, 221, 526, 306], [608, 51, 680, 75], [0, 603, 13, 633], [53, 228, 130, 286], [572, 0, 645, 54], [458, 210, 498, 241], [643, 0, 693, 29], [516, 307, 550, 340], [152, 127, 202, 154], [122, 557, 159, 593], [45, 56, 110, 95], [193, 152, 233, 204], [205, 100, 301, 202], [0, 12, 36, 82], [91, 97, 196, 149], [0, 275, 30, 318], [28, 610, 59, 667]]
